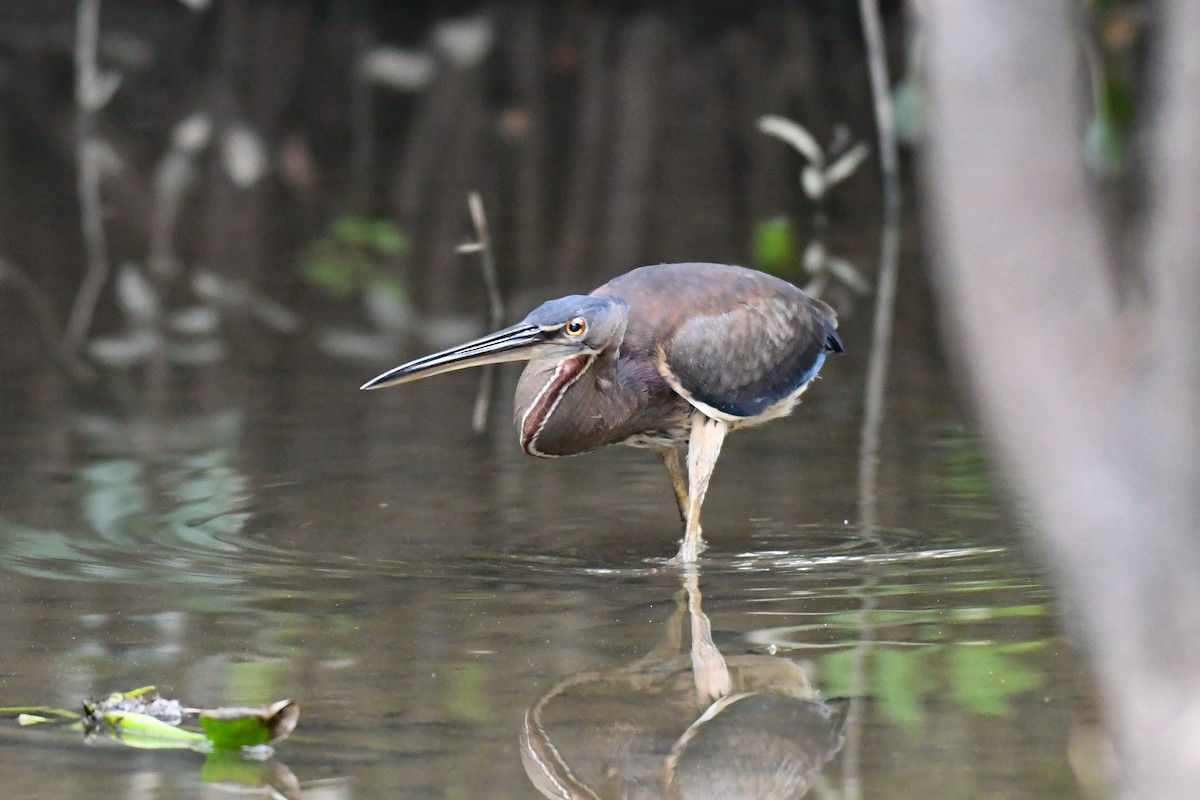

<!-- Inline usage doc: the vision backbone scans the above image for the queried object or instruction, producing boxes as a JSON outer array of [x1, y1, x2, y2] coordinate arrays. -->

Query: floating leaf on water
[[4, 688, 295, 757], [199, 700, 299, 749], [200, 751, 302, 799], [102, 711, 210, 751]]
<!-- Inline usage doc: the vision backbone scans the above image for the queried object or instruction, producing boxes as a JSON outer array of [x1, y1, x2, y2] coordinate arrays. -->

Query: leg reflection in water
[[520, 564, 847, 800]]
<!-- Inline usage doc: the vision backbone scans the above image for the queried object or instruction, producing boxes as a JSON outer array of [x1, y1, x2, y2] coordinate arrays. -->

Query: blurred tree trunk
[[549, 12, 611, 287], [504, 1, 548, 287], [600, 15, 668, 276], [922, 3, 1200, 798]]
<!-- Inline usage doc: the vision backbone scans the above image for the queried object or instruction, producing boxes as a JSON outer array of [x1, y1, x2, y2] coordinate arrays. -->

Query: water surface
[[0, 272, 1089, 798]]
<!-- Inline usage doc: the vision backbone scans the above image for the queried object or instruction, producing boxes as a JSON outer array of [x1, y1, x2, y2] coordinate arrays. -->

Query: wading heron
[[361, 262, 843, 562]]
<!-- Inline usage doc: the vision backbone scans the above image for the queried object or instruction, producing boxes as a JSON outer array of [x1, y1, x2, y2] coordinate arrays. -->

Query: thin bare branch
[[0, 258, 95, 382], [468, 192, 504, 329], [847, 5, 902, 795], [463, 191, 505, 433], [859, 0, 901, 213], [65, 0, 113, 354]]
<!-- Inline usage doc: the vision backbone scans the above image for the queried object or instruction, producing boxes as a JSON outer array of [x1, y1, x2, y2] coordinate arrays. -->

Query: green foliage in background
[[444, 662, 497, 725], [1086, 0, 1139, 174], [818, 599, 1049, 727], [930, 435, 1000, 521], [301, 215, 409, 299], [753, 216, 800, 279]]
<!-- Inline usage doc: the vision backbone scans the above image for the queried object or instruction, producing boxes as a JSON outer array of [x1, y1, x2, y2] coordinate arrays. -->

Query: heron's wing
[[657, 293, 838, 421]]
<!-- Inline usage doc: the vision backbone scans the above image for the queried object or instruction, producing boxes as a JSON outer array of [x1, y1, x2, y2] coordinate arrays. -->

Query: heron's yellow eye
[[565, 317, 587, 337]]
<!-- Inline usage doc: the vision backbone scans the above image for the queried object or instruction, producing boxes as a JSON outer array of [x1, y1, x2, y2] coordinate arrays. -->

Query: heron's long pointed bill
[[360, 323, 546, 390]]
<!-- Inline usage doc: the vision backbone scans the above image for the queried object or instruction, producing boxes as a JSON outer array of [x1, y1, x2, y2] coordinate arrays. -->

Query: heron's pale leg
[[676, 414, 728, 563], [657, 447, 689, 523], [683, 564, 732, 703]]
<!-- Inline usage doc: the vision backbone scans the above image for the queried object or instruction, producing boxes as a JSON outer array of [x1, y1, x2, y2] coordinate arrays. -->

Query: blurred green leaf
[[1097, 72, 1134, 129], [818, 631, 1049, 728], [0, 705, 80, 720], [815, 648, 856, 698], [445, 664, 496, 724], [199, 714, 271, 749], [876, 647, 935, 727], [301, 216, 409, 302], [3, 687, 296, 759], [199, 750, 300, 795], [200, 700, 299, 750], [103, 710, 210, 750], [332, 216, 375, 246], [17, 714, 58, 726], [949, 645, 1044, 717], [370, 221, 408, 255], [302, 255, 360, 297], [753, 216, 798, 277], [948, 604, 1047, 622]]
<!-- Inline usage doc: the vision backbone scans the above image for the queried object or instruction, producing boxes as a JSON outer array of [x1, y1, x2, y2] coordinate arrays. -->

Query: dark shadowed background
[[2, 2, 1179, 799]]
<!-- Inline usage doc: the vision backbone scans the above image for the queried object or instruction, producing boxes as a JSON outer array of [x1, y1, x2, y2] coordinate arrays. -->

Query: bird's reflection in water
[[521, 566, 847, 799]]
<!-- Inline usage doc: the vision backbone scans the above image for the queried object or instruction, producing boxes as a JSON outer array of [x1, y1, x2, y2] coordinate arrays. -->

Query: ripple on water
[[445, 521, 1018, 585]]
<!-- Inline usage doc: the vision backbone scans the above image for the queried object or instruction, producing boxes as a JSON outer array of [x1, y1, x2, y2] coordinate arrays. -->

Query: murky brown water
[[0, 249, 1090, 798]]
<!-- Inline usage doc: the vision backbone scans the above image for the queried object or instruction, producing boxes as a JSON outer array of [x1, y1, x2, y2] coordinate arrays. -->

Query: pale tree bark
[[922, 2, 1200, 798]]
